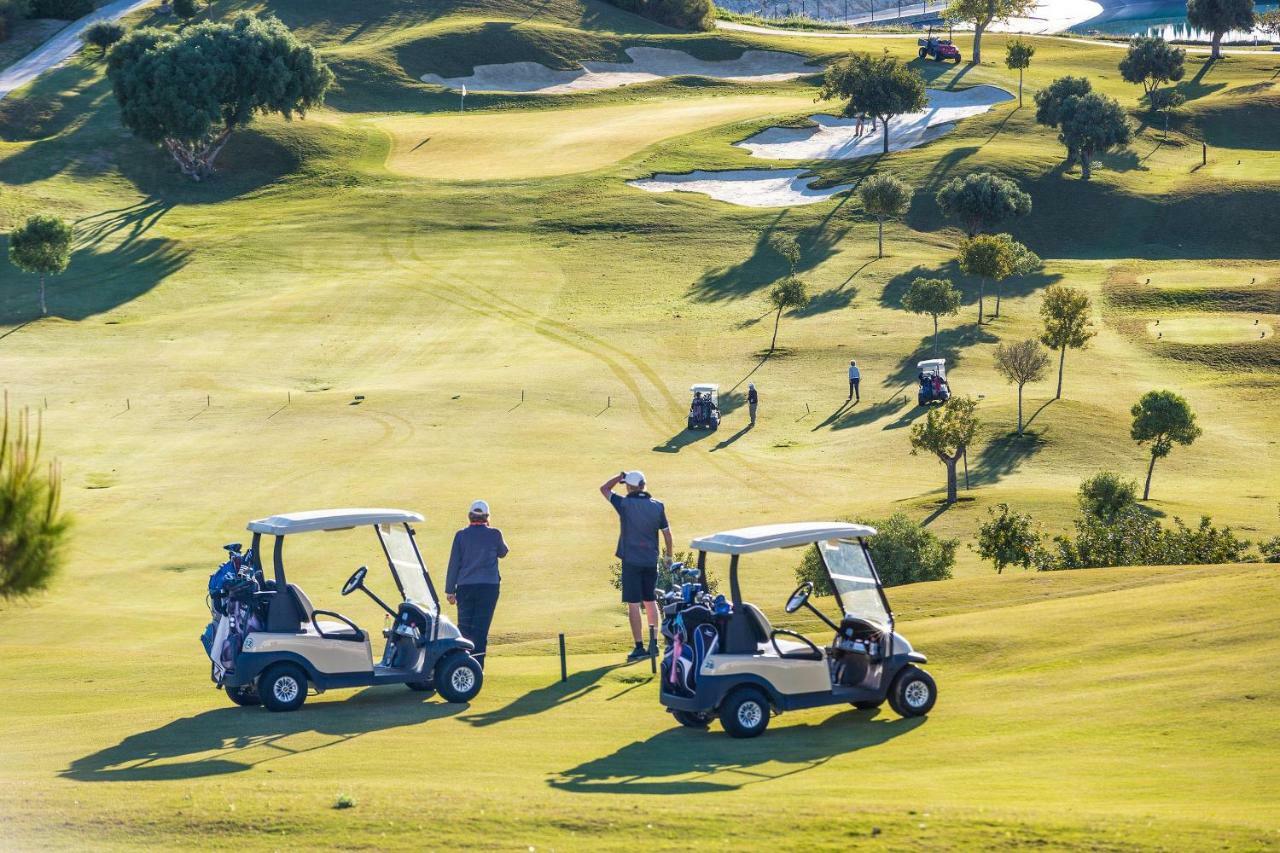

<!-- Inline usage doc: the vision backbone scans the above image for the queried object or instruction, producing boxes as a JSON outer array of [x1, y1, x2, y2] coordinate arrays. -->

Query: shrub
[[172, 0, 199, 20], [29, 0, 92, 20], [82, 20, 125, 53], [603, 0, 714, 30], [1052, 507, 1250, 569], [977, 503, 1049, 574], [1077, 471, 1138, 523], [0, 400, 71, 599], [607, 550, 720, 596], [796, 513, 956, 595]]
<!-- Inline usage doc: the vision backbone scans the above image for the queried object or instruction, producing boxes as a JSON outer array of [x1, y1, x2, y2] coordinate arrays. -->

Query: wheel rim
[[904, 679, 931, 709], [273, 675, 299, 703], [737, 699, 763, 729], [450, 666, 476, 693]]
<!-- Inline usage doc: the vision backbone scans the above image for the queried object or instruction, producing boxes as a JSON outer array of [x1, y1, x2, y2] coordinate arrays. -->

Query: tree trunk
[[994, 282, 1001, 318], [1016, 382, 1024, 435], [164, 126, 234, 181], [1018, 68, 1023, 107], [1055, 344, 1066, 399], [932, 314, 940, 357], [1142, 451, 1157, 500], [877, 217, 884, 258], [770, 307, 782, 352], [972, 20, 988, 64], [39, 274, 47, 316], [1080, 148, 1092, 180], [881, 116, 890, 154], [1210, 31, 1222, 60], [977, 278, 986, 324], [942, 453, 958, 504]]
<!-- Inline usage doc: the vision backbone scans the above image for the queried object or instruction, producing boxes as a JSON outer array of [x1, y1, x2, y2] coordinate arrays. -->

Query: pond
[[1070, 0, 1280, 42]]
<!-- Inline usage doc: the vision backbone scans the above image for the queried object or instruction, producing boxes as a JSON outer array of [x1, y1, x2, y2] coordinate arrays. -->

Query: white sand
[[628, 169, 853, 208], [421, 47, 817, 94], [737, 85, 1014, 161]]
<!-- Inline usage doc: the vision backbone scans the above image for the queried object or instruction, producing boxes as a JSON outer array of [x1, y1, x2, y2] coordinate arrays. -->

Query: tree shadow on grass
[[0, 62, 101, 144], [886, 323, 999, 387], [62, 688, 462, 782], [1174, 59, 1227, 102], [460, 664, 625, 728], [550, 709, 923, 795], [968, 429, 1048, 487]]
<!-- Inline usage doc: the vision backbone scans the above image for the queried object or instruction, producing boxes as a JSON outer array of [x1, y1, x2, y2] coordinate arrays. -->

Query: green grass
[[1, 0, 1278, 847]]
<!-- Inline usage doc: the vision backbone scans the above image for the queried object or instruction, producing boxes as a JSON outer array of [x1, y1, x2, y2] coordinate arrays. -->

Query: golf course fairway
[[0, 0, 1277, 848]]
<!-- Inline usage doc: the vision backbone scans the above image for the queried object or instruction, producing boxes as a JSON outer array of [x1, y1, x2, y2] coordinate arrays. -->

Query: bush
[[977, 503, 1050, 574], [82, 20, 125, 53], [795, 513, 956, 596], [172, 0, 199, 20], [603, 0, 714, 31], [29, 0, 91, 20], [1077, 471, 1138, 523], [607, 550, 720, 597]]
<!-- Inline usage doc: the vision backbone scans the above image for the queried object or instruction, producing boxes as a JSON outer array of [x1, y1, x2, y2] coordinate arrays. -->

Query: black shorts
[[620, 562, 657, 604]]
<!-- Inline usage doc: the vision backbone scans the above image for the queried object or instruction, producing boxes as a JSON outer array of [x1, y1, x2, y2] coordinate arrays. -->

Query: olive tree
[[82, 20, 126, 56], [943, 0, 1036, 64], [1038, 285, 1094, 399], [977, 503, 1045, 573], [935, 171, 1031, 237], [909, 395, 979, 504], [767, 232, 800, 275], [767, 276, 809, 352], [902, 277, 962, 357], [993, 338, 1049, 435], [1034, 76, 1093, 165], [957, 233, 1022, 324], [819, 52, 926, 155], [1187, 0, 1255, 60], [1150, 88, 1186, 139], [1130, 390, 1201, 500], [1060, 92, 1132, 180], [1119, 36, 1186, 98], [859, 173, 911, 258], [0, 400, 70, 599], [1077, 471, 1138, 522], [1004, 39, 1035, 107], [7, 215, 73, 317], [172, 0, 200, 21], [107, 13, 333, 180]]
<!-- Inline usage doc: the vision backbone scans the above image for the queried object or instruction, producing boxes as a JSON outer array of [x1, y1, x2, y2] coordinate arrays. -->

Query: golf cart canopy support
[[917, 358, 946, 378], [247, 508, 424, 535], [689, 522, 877, 555]]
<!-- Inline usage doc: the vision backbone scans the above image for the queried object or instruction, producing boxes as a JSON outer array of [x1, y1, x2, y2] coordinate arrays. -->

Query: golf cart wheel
[[887, 666, 937, 718], [435, 654, 483, 703], [852, 699, 883, 710], [933, 53, 944, 61], [406, 680, 436, 697], [260, 664, 307, 713], [226, 684, 261, 707], [672, 710, 713, 729], [687, 418, 696, 430], [719, 688, 771, 739], [918, 48, 927, 58]]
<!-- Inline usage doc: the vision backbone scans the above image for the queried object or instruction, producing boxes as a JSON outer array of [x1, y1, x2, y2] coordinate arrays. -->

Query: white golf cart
[[658, 522, 936, 738], [203, 508, 483, 712], [917, 358, 951, 406], [688, 383, 721, 431]]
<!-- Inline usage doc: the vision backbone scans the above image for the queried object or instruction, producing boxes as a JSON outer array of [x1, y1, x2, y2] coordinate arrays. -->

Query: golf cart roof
[[690, 383, 719, 393], [917, 358, 946, 370], [690, 522, 877, 555], [247, 508, 424, 535]]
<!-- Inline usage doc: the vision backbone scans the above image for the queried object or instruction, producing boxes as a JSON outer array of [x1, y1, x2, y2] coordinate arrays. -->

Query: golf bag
[[661, 605, 719, 697], [202, 546, 264, 682]]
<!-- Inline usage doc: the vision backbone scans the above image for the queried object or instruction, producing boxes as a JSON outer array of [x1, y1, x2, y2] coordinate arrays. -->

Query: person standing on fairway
[[748, 383, 759, 426], [848, 359, 861, 403], [445, 499, 508, 669], [600, 470, 673, 662]]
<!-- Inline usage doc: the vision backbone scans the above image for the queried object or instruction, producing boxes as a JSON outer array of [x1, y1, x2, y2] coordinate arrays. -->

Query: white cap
[[622, 470, 645, 487], [469, 499, 490, 515]]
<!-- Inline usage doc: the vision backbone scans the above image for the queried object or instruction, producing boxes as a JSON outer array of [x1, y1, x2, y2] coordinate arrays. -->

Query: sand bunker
[[628, 169, 853, 208], [736, 85, 1014, 160], [1147, 316, 1274, 344], [421, 47, 817, 94]]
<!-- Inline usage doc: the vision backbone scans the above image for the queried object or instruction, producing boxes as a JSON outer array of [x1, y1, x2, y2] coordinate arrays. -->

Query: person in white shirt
[[848, 360, 861, 403]]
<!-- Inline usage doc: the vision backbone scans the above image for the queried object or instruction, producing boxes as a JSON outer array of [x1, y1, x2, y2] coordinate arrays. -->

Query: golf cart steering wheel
[[341, 565, 368, 596], [785, 581, 813, 614]]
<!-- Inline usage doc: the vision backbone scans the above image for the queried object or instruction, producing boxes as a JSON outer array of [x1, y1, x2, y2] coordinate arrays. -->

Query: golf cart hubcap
[[737, 700, 763, 728], [274, 676, 299, 702], [451, 667, 475, 692], [904, 680, 930, 708]]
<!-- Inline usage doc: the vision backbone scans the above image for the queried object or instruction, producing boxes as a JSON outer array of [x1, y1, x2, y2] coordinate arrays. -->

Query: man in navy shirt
[[600, 470, 673, 662], [445, 499, 509, 669]]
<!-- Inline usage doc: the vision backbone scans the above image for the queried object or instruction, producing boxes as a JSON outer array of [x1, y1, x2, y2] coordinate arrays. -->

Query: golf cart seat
[[290, 583, 365, 642], [723, 602, 772, 653]]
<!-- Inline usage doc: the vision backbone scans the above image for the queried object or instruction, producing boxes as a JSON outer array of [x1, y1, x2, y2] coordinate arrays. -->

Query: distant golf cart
[[202, 509, 483, 712], [687, 383, 721, 431], [916, 20, 961, 63], [917, 358, 952, 406], [658, 522, 936, 738]]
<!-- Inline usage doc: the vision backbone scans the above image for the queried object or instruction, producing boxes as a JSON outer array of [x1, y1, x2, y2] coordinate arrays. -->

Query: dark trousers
[[849, 378, 860, 400], [455, 584, 500, 668]]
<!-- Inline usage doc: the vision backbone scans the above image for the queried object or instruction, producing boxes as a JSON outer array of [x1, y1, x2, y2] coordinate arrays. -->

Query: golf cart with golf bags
[[687, 383, 721, 431], [658, 522, 936, 738], [201, 508, 484, 712], [917, 21, 962, 63], [917, 358, 952, 406]]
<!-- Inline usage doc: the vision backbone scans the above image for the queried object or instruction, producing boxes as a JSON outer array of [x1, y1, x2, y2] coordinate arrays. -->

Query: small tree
[[935, 171, 1031, 238], [797, 512, 955, 591], [1060, 92, 1132, 180], [1004, 39, 1035, 107], [8, 215, 73, 317], [1259, 8, 1280, 38], [1187, 0, 1256, 60], [172, 0, 200, 21], [1038, 285, 1094, 400], [1077, 471, 1138, 522], [0, 399, 71, 599], [82, 21, 126, 56], [767, 232, 800, 275], [909, 395, 979, 504], [902, 277, 962, 357], [108, 14, 333, 180], [1034, 76, 1093, 165], [977, 503, 1045, 573], [858, 173, 911, 259], [819, 51, 927, 155], [1130, 390, 1201, 501], [993, 338, 1049, 435], [1150, 88, 1186, 139], [767, 276, 809, 352], [1119, 36, 1186, 98], [957, 234, 1013, 325], [943, 0, 1037, 64]]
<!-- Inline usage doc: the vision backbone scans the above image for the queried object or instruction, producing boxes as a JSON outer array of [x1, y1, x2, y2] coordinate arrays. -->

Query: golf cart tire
[[436, 653, 483, 703], [852, 699, 883, 710], [406, 681, 436, 697], [672, 710, 713, 729], [918, 48, 927, 58], [260, 663, 308, 713], [226, 684, 261, 707], [887, 665, 937, 718], [719, 688, 771, 739]]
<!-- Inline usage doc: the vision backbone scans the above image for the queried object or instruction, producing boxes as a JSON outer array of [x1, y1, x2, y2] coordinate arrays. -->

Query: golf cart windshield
[[819, 539, 890, 629], [377, 523, 437, 615]]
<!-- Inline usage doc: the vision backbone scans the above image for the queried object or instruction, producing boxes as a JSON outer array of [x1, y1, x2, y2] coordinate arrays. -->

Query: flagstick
[[460, 85, 466, 113]]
